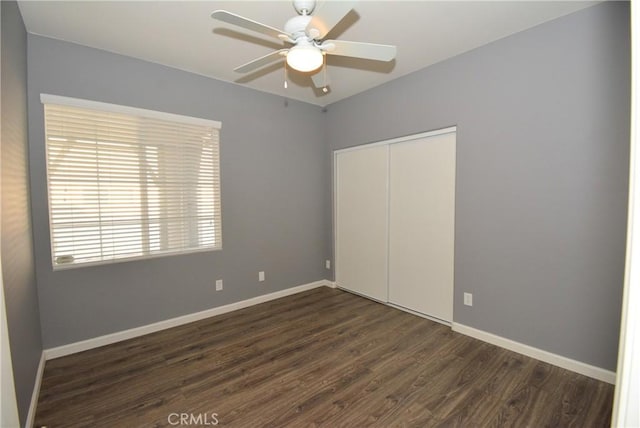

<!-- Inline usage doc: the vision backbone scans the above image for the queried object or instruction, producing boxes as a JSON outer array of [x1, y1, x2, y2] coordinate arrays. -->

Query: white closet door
[[335, 145, 388, 302], [388, 132, 456, 322]]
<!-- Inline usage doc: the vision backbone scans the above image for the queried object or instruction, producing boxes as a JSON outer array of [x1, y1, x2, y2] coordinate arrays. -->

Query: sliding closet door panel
[[388, 132, 456, 321], [335, 145, 388, 302]]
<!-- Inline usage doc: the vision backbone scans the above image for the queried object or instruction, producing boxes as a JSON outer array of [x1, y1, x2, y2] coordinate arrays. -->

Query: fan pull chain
[[322, 53, 328, 93], [284, 60, 288, 89]]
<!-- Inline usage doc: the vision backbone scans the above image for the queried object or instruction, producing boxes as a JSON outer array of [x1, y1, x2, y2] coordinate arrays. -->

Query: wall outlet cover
[[464, 292, 473, 306]]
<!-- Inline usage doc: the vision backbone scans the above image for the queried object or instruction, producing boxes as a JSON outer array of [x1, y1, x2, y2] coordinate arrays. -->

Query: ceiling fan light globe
[[286, 45, 323, 72]]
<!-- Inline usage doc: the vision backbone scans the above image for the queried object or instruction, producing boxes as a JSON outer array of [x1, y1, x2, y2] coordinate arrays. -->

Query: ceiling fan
[[211, 0, 397, 92]]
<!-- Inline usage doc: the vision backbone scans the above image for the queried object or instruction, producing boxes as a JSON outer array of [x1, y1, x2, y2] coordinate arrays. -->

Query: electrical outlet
[[215, 279, 223, 291], [464, 292, 473, 306], [258, 271, 265, 282], [325, 260, 331, 269]]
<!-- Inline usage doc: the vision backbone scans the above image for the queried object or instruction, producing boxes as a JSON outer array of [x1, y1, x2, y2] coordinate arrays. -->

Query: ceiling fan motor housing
[[285, 15, 313, 41]]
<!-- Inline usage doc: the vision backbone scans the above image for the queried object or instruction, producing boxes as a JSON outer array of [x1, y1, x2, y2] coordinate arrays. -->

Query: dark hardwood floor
[[35, 287, 614, 427]]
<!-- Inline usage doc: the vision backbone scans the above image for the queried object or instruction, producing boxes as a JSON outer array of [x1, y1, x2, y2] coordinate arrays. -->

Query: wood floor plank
[[34, 287, 614, 427]]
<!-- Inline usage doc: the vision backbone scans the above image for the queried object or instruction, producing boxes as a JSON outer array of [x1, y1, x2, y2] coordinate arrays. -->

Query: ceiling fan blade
[[212, 10, 292, 41], [234, 49, 288, 73], [306, 0, 356, 39], [322, 40, 396, 62], [311, 69, 331, 89]]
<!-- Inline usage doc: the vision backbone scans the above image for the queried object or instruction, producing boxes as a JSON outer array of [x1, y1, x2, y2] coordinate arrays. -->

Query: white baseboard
[[25, 352, 45, 428], [325, 280, 337, 288], [452, 323, 616, 384], [44, 280, 332, 360]]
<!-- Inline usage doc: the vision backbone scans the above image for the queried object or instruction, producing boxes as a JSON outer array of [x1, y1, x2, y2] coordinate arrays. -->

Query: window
[[42, 94, 222, 269]]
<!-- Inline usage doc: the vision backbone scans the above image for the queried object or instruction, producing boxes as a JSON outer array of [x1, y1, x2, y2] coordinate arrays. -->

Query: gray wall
[[1, 1, 43, 424], [325, 2, 629, 371], [27, 35, 327, 348]]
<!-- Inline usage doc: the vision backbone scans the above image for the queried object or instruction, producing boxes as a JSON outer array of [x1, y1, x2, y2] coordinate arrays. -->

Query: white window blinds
[[42, 95, 222, 269]]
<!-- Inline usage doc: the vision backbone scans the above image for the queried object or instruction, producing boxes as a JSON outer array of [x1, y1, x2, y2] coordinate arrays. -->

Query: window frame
[[41, 94, 223, 270]]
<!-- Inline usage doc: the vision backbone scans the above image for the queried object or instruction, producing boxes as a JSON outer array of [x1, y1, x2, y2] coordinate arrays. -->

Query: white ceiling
[[18, 1, 599, 107]]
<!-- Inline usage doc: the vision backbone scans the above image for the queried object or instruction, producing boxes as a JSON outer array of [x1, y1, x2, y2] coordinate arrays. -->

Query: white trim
[[52, 246, 222, 271], [40, 94, 222, 129], [25, 352, 45, 428], [333, 149, 340, 290], [0, 262, 20, 428], [325, 281, 337, 288], [612, 1, 640, 424], [385, 143, 391, 307], [452, 323, 616, 384], [333, 126, 457, 155], [44, 280, 331, 360]]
